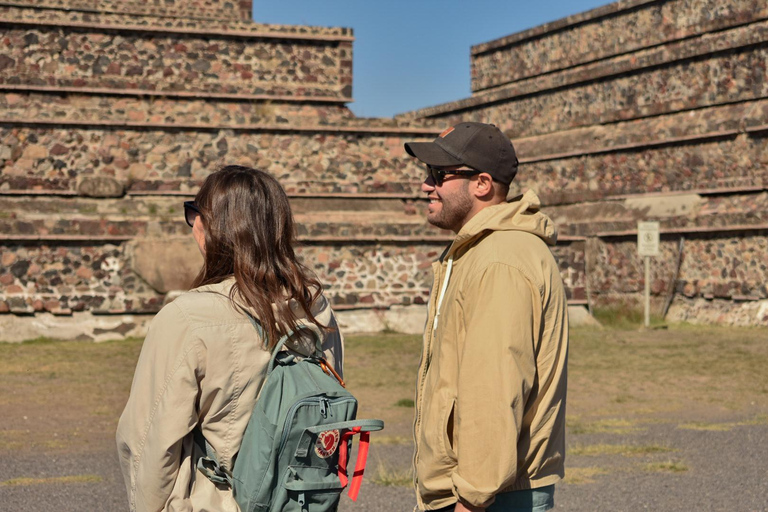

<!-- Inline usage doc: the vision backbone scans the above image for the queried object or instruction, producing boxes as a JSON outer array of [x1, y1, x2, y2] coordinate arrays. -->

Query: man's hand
[[455, 501, 485, 512]]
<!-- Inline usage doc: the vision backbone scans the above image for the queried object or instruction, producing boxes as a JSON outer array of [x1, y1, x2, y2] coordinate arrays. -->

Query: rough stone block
[[77, 177, 126, 198], [21, 144, 47, 160], [0, 311, 151, 342], [333, 308, 388, 334], [382, 304, 427, 334], [624, 194, 703, 218], [567, 305, 602, 327], [667, 297, 768, 326], [128, 238, 203, 294]]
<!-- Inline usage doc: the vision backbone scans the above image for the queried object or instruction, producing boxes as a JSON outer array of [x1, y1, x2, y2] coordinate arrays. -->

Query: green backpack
[[195, 318, 384, 512]]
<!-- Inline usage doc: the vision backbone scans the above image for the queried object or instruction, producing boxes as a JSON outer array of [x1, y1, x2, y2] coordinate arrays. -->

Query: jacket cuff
[[451, 473, 496, 509]]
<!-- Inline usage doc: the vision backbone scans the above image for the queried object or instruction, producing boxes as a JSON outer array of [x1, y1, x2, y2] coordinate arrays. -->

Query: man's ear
[[472, 173, 495, 199]]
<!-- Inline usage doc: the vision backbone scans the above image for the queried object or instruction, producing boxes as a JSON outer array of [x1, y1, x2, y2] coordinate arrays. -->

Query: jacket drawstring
[[432, 256, 454, 335]]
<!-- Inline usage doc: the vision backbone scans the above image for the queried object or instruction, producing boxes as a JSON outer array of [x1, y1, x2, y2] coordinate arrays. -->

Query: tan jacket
[[116, 278, 343, 512], [413, 190, 569, 510]]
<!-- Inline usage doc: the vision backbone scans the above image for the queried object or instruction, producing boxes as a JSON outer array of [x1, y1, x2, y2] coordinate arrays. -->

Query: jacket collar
[[445, 189, 557, 260]]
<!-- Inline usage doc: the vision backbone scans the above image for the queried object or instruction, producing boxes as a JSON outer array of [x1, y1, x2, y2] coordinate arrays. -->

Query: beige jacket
[[413, 190, 569, 510], [116, 278, 343, 512]]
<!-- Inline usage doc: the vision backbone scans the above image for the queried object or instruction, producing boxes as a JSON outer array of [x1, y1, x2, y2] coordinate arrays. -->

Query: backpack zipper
[[278, 395, 357, 455]]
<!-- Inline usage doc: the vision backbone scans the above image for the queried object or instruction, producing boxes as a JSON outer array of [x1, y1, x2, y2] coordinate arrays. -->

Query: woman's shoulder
[[161, 279, 247, 328]]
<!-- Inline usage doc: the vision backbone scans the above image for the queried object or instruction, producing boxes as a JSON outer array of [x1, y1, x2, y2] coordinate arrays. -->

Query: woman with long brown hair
[[116, 165, 343, 512]]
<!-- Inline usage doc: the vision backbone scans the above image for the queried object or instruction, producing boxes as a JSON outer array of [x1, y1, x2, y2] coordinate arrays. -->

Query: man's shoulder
[[469, 229, 549, 264], [487, 228, 547, 244], [460, 230, 561, 294]]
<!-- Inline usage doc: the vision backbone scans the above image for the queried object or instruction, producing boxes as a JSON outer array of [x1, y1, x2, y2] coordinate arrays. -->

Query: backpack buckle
[[196, 456, 232, 487]]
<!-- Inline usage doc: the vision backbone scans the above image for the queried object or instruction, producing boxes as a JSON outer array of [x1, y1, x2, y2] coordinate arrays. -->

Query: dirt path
[[3, 418, 767, 511]]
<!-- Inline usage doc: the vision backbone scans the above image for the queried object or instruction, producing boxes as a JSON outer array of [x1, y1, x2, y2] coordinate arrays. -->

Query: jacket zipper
[[412, 259, 444, 503]]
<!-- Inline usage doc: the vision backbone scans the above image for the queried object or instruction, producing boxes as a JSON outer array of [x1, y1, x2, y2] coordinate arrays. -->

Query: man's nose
[[421, 175, 436, 193]]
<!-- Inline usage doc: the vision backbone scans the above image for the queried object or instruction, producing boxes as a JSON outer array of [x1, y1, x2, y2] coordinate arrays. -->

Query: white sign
[[637, 221, 660, 257]]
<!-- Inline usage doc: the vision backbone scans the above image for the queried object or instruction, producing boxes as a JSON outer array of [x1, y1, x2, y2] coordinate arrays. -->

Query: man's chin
[[427, 215, 450, 231]]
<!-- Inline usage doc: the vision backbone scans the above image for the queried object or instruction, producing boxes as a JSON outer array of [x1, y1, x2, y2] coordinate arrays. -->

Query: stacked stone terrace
[[0, 0, 411, 339], [8, 0, 254, 21], [4, 0, 762, 340], [401, 0, 768, 326], [1, 0, 590, 340]]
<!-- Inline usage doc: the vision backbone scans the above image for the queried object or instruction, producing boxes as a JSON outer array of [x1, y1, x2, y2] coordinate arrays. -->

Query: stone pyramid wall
[[0, 0, 545, 339], [400, 0, 768, 326], [3, 0, 762, 341]]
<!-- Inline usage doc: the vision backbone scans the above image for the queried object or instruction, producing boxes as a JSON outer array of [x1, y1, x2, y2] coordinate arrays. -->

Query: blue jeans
[[431, 485, 555, 512]]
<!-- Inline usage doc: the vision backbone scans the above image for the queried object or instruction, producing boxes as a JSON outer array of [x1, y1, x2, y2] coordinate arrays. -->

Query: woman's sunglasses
[[183, 201, 200, 228], [426, 164, 481, 185]]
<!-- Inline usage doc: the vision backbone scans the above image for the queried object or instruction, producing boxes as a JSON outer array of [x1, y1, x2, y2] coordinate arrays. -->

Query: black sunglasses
[[183, 201, 200, 228], [426, 165, 482, 185]]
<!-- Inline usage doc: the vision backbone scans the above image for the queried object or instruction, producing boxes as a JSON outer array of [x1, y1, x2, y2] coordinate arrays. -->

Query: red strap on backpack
[[337, 426, 371, 501]]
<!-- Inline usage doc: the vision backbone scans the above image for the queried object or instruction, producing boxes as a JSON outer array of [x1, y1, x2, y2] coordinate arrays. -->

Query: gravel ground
[[557, 420, 768, 512], [2, 420, 767, 511]]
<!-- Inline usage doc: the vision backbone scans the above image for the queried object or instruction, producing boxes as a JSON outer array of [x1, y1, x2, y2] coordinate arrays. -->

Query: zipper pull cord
[[432, 256, 454, 335]]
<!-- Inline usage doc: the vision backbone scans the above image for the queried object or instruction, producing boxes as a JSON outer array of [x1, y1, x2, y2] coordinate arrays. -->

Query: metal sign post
[[637, 222, 660, 327]]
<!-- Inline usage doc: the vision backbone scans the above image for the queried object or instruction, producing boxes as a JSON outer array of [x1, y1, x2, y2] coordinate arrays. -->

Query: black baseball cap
[[404, 122, 519, 185]]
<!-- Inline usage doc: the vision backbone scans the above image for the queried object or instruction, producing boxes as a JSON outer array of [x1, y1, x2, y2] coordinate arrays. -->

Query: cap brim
[[404, 142, 463, 167]]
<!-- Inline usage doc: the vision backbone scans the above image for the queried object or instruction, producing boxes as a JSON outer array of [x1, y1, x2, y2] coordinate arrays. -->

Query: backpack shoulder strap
[[194, 313, 325, 487], [193, 427, 233, 487], [244, 315, 324, 376]]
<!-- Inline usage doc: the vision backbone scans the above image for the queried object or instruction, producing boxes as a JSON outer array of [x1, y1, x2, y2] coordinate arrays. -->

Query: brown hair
[[191, 165, 326, 348]]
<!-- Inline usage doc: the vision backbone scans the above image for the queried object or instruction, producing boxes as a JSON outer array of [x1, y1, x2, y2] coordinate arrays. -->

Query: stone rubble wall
[[400, 0, 768, 327], [0, 92, 357, 127], [4, 99, 766, 203], [666, 297, 768, 326], [586, 234, 768, 326], [587, 234, 768, 301], [2, 0, 767, 338], [547, 190, 768, 325], [512, 99, 768, 163], [409, 28, 768, 138], [0, 194, 588, 320], [0, 25, 353, 100], [548, 192, 768, 238], [0, 236, 586, 335], [0, 125, 435, 195], [470, 0, 767, 92], [0, 5, 349, 37], [0, 196, 446, 240], [516, 133, 768, 207], [0, 242, 164, 315], [1, 0, 253, 22]]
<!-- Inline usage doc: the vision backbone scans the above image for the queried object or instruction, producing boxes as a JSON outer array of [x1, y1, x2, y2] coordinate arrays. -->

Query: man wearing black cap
[[405, 122, 569, 512]]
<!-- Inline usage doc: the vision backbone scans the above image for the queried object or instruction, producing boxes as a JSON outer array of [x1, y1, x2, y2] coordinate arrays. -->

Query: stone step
[[470, 0, 767, 92], [0, 7, 353, 101], [404, 18, 768, 140]]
